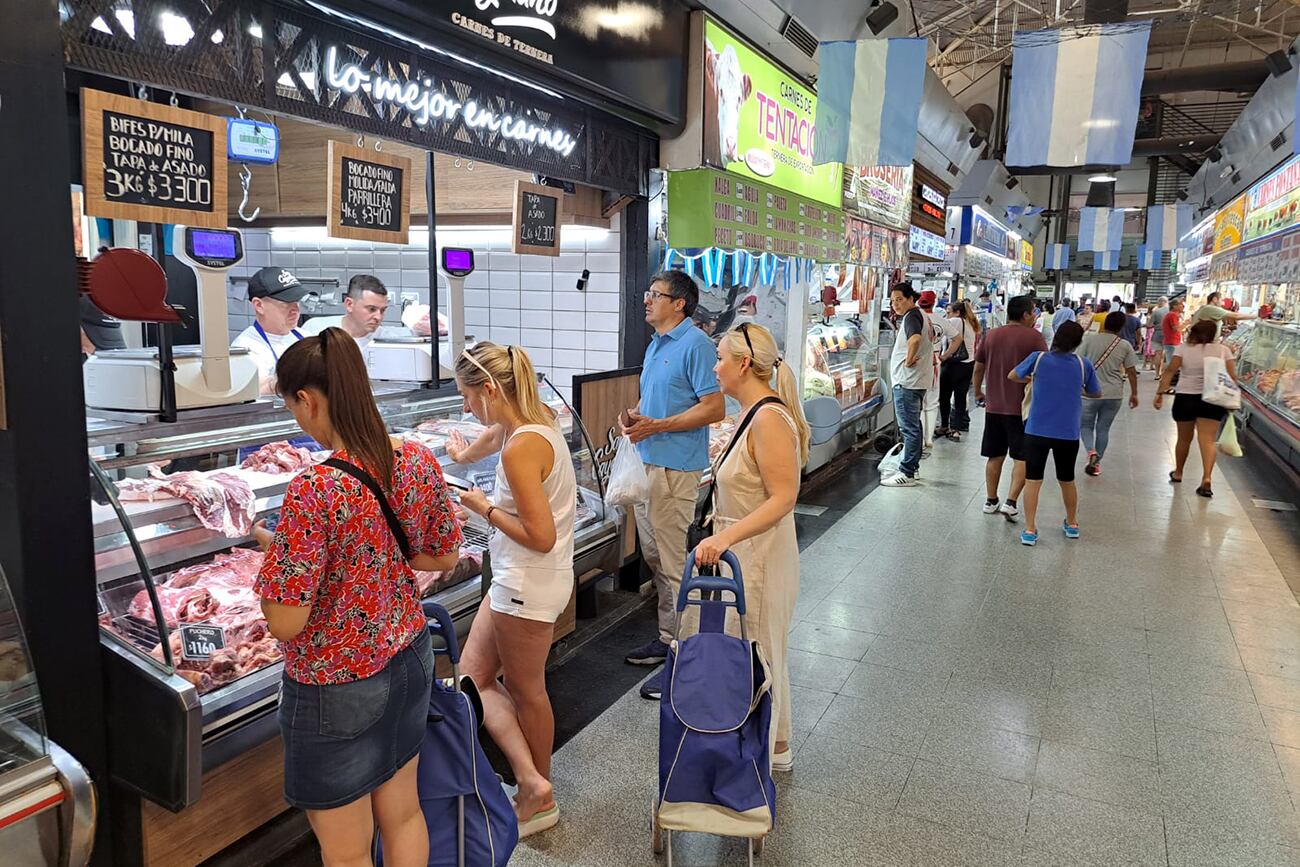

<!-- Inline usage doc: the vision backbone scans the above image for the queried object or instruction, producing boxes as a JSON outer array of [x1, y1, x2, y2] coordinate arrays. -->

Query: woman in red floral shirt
[[254, 328, 461, 866]]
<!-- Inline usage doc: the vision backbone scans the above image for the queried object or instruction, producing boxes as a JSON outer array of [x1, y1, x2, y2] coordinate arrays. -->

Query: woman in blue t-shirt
[[1008, 321, 1102, 547]]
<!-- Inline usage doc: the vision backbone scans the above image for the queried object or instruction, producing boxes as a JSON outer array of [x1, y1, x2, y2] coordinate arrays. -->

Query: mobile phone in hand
[[262, 512, 281, 534]]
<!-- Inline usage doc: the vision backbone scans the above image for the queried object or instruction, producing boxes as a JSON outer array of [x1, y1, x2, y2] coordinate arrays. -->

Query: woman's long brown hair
[[276, 328, 395, 489]]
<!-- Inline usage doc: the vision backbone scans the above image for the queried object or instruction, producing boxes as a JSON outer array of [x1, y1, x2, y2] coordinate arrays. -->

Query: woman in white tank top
[[453, 343, 575, 839]]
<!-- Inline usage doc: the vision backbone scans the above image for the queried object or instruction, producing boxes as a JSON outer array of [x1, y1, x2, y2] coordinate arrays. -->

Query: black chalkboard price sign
[[327, 141, 412, 244], [513, 180, 565, 257], [81, 89, 228, 229]]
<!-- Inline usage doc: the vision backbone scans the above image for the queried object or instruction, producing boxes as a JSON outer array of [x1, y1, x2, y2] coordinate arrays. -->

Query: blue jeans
[[893, 386, 926, 477], [1080, 398, 1122, 459]]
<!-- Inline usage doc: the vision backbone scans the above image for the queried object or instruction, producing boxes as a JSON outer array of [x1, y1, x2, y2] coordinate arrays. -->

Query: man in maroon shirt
[[973, 295, 1047, 521]]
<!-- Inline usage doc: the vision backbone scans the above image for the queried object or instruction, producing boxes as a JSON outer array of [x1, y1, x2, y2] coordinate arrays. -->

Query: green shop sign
[[668, 169, 846, 260], [702, 18, 842, 206]]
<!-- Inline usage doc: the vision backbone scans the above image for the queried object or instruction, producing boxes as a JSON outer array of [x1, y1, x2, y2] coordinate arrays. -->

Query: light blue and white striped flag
[[1078, 207, 1125, 251], [1144, 204, 1193, 251], [1136, 245, 1162, 270], [1006, 22, 1152, 167], [813, 38, 929, 167], [1044, 243, 1071, 270], [1093, 250, 1121, 271]]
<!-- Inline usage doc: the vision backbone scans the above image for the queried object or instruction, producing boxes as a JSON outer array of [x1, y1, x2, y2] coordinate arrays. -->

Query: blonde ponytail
[[454, 342, 556, 430], [774, 359, 811, 466], [721, 324, 811, 466]]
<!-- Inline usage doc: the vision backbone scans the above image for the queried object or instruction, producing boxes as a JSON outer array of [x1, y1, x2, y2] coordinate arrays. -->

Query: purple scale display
[[190, 230, 238, 259], [442, 247, 474, 274]]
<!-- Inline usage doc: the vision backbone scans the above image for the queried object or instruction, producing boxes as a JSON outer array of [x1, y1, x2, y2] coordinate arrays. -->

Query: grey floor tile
[[787, 733, 914, 810], [1149, 658, 1258, 703], [895, 759, 1032, 842], [787, 621, 876, 661], [1050, 639, 1152, 681], [1154, 690, 1269, 740], [812, 693, 935, 756], [1263, 705, 1300, 749], [838, 661, 950, 704], [1276, 744, 1300, 793], [787, 683, 835, 740], [786, 647, 857, 693], [1146, 631, 1245, 670], [862, 633, 963, 678], [1033, 740, 1162, 816], [1049, 667, 1154, 717], [936, 681, 1048, 738], [1250, 671, 1300, 713], [918, 715, 1041, 783], [1041, 703, 1158, 761], [1238, 643, 1300, 682], [802, 598, 894, 634], [1024, 788, 1167, 867], [1164, 820, 1300, 867], [1233, 621, 1300, 655]]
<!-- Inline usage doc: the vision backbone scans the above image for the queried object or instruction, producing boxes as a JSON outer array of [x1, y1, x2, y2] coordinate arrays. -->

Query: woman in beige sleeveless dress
[[693, 323, 811, 772]]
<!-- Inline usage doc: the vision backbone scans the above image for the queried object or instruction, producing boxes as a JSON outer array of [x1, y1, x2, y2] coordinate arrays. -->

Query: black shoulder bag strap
[[322, 456, 413, 560], [690, 396, 784, 540]]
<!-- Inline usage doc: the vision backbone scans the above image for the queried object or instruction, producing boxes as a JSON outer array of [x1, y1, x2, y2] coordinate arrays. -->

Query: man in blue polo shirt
[[621, 271, 724, 697]]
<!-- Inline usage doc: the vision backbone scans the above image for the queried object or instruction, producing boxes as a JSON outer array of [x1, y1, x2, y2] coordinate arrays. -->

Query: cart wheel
[[874, 434, 895, 454], [651, 798, 664, 855]]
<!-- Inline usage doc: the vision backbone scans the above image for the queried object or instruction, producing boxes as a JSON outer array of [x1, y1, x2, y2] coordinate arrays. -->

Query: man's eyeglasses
[[644, 289, 675, 303]]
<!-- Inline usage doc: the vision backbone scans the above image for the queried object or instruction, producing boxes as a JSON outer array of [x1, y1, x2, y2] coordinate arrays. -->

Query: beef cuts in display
[[116, 467, 256, 538], [240, 441, 319, 474]]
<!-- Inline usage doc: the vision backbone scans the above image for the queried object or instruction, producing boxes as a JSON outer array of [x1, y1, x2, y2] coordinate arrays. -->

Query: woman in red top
[[1160, 298, 1184, 379], [254, 328, 462, 866]]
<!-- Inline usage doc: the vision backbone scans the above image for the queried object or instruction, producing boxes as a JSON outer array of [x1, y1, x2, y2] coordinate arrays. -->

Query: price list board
[[512, 180, 564, 256], [666, 169, 846, 260], [81, 89, 228, 229], [327, 141, 412, 244]]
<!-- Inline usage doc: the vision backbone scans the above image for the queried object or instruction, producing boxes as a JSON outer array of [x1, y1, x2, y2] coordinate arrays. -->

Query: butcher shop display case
[[85, 380, 619, 820], [800, 311, 886, 474], [1228, 320, 1300, 470]]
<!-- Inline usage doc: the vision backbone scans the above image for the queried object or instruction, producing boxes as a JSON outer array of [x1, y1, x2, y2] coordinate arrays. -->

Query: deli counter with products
[[86, 381, 620, 860], [1226, 320, 1300, 471]]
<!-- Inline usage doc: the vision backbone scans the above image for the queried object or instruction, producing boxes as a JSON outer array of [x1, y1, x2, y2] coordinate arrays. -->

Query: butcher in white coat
[[231, 267, 312, 394]]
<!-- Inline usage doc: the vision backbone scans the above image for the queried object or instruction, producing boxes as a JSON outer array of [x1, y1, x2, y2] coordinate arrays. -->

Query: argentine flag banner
[[1093, 250, 1121, 271], [1136, 245, 1162, 270], [1006, 22, 1152, 168], [1043, 243, 1071, 270], [1145, 204, 1193, 251], [1078, 207, 1125, 251], [813, 38, 929, 167]]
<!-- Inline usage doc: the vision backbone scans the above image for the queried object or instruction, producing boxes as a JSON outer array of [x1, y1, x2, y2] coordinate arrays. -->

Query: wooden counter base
[[141, 737, 289, 867]]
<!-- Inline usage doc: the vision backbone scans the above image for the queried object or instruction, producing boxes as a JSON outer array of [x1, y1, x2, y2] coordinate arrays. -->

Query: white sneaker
[[880, 472, 918, 488], [982, 500, 1000, 514], [772, 749, 794, 773], [998, 502, 1020, 522]]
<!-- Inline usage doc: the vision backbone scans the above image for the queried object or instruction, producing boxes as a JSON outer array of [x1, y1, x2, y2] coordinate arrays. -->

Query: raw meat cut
[[416, 418, 488, 439], [414, 547, 484, 596], [128, 585, 219, 628], [240, 441, 318, 474], [117, 467, 256, 538]]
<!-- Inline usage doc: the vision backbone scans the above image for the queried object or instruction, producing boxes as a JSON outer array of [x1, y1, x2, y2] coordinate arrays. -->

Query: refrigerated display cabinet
[[801, 316, 886, 472], [86, 381, 620, 825], [1227, 320, 1300, 470], [0, 564, 96, 866]]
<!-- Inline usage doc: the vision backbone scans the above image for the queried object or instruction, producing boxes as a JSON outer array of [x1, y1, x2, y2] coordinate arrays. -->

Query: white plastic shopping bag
[[1202, 355, 1242, 410], [1218, 414, 1244, 457], [878, 442, 904, 477], [605, 435, 651, 507]]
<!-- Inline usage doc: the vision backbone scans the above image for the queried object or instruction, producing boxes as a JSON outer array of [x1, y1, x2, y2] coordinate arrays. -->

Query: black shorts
[[981, 413, 1026, 460], [1023, 435, 1081, 483], [1171, 393, 1228, 423]]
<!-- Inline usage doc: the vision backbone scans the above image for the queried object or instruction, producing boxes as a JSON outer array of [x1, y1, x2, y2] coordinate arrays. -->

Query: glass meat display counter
[[1226, 320, 1300, 471], [0, 564, 96, 866], [87, 381, 620, 818]]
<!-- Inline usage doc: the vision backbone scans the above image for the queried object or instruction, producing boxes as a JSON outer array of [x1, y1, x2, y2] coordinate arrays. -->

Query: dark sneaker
[[1084, 452, 1101, 477], [625, 638, 670, 666], [640, 669, 664, 701]]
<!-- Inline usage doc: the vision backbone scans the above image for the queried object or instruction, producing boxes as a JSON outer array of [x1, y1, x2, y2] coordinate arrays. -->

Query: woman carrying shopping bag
[[1155, 319, 1241, 498], [691, 323, 810, 774]]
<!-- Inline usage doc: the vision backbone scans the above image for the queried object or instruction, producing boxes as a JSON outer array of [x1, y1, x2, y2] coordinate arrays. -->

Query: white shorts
[[488, 570, 572, 623]]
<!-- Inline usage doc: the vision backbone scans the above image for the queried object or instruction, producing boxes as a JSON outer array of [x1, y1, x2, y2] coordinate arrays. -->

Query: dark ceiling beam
[[1141, 60, 1270, 95]]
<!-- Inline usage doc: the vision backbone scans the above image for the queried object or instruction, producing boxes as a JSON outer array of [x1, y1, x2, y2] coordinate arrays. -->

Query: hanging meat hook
[[238, 163, 260, 222]]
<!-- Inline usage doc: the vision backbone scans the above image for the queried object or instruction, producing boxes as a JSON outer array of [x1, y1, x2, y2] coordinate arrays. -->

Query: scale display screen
[[442, 247, 475, 277], [185, 227, 243, 268]]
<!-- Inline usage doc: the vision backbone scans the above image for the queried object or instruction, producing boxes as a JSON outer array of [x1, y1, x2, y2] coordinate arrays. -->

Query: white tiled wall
[[225, 216, 623, 396]]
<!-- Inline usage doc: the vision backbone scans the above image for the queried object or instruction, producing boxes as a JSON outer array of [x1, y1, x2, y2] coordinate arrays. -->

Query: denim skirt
[[278, 629, 434, 810]]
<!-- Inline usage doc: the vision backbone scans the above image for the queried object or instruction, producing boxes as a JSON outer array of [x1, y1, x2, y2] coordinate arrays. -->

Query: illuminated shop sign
[[919, 183, 946, 209], [323, 45, 578, 157], [909, 225, 947, 260]]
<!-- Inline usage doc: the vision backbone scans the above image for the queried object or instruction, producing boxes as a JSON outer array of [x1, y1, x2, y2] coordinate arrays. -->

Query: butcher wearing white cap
[[232, 266, 313, 393]]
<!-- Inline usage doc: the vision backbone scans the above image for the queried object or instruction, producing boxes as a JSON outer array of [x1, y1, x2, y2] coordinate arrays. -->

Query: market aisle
[[510, 380, 1300, 867]]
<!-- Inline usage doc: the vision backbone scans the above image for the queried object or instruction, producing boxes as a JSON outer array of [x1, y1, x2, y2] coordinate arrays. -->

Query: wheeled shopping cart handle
[[678, 551, 746, 615], [422, 600, 460, 663]]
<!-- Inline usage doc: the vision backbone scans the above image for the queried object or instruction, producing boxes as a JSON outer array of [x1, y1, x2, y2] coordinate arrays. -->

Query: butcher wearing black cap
[[231, 266, 314, 394]]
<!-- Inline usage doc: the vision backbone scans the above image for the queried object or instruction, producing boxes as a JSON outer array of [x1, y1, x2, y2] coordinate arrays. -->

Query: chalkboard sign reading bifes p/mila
[[512, 180, 564, 257], [327, 141, 412, 244], [81, 89, 228, 230]]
